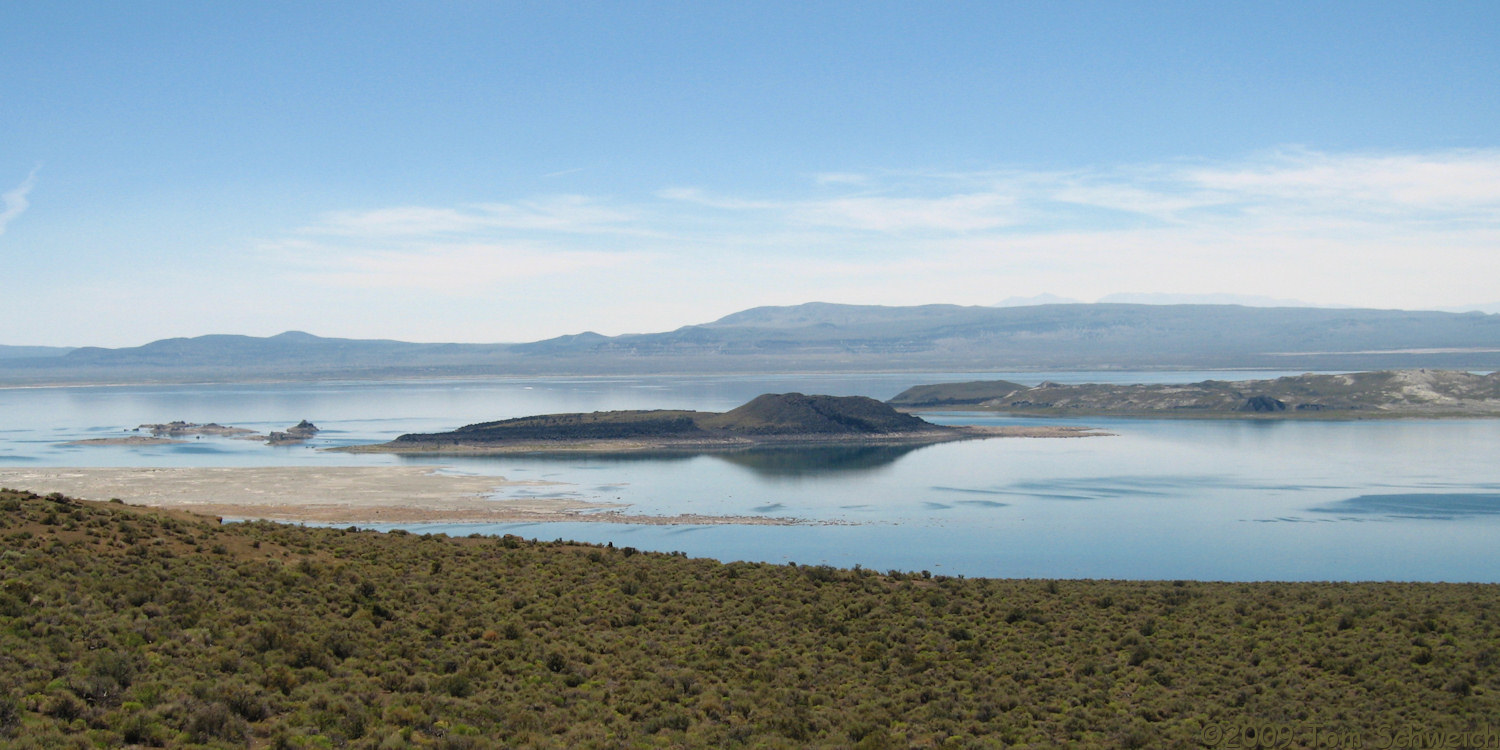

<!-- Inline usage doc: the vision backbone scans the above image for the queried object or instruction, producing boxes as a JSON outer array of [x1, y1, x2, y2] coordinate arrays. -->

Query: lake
[[2, 372, 1497, 582]]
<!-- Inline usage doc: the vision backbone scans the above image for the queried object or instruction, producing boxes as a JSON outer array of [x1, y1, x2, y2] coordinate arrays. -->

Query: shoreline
[[0, 466, 807, 527]]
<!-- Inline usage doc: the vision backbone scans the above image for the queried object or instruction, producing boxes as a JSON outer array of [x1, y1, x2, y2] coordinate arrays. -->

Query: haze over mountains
[[3, 302, 1499, 384]]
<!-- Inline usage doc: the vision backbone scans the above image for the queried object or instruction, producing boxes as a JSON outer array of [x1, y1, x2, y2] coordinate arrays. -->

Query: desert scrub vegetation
[[0, 488, 1496, 748]]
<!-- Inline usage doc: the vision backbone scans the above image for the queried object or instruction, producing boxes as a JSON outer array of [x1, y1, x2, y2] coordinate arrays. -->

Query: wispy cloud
[[792, 192, 1024, 232], [269, 194, 664, 295], [655, 148, 1500, 309], [0, 167, 39, 237], [1182, 148, 1500, 214], [262, 148, 1500, 314], [813, 172, 872, 186], [656, 187, 781, 212], [661, 186, 1025, 232]]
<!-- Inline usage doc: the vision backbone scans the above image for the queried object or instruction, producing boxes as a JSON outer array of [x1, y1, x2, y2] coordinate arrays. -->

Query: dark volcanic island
[[342, 393, 1104, 454]]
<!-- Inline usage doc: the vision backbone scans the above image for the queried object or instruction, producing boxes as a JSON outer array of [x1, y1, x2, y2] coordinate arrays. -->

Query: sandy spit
[[0, 466, 802, 526]]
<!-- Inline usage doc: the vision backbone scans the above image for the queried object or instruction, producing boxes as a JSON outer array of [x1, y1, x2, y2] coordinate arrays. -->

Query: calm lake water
[[3, 372, 1497, 582]]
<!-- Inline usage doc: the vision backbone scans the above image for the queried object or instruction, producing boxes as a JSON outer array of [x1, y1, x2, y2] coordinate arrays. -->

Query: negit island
[[889, 369, 1500, 418], [340, 392, 1104, 454]]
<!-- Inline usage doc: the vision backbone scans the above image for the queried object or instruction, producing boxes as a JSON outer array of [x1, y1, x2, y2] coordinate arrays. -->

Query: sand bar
[[62, 436, 187, 446], [0, 466, 801, 526]]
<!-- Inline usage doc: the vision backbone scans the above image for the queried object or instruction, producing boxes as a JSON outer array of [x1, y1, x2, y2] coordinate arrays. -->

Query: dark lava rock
[[1240, 395, 1288, 412]]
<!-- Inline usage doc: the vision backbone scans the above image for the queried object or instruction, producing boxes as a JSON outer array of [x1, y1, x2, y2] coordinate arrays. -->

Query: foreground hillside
[[1, 490, 1495, 748], [891, 369, 1500, 417]]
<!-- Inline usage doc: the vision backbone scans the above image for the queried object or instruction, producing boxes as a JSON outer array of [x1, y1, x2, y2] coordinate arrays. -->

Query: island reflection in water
[[398, 443, 931, 479]]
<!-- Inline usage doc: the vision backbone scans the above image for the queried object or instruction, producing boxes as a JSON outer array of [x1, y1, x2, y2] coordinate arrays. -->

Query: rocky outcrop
[[138, 421, 256, 437], [1239, 395, 1287, 412], [267, 420, 320, 445]]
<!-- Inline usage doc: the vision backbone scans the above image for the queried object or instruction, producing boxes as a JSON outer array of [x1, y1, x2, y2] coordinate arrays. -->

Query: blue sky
[[3, 1, 1499, 346]]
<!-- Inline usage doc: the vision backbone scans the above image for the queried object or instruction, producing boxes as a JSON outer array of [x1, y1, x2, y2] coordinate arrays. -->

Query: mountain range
[[3, 302, 1500, 384]]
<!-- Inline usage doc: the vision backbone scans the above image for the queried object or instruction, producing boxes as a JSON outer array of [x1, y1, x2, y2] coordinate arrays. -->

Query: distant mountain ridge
[[515, 302, 1500, 369], [0, 330, 512, 383], [4, 303, 1500, 384]]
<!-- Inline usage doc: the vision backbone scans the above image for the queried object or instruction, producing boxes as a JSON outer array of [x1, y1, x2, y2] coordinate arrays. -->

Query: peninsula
[[341, 392, 1103, 454], [889, 369, 1500, 418]]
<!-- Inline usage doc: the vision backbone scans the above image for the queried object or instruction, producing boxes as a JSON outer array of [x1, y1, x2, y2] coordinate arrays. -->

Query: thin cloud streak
[[0, 167, 39, 237], [307, 195, 646, 238]]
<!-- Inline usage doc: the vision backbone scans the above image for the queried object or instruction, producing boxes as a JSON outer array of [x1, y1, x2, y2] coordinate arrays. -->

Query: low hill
[[884, 379, 1029, 408], [380, 393, 958, 452], [1, 489, 1496, 747], [889, 369, 1500, 417], [0, 331, 514, 383], [699, 393, 935, 435], [0, 345, 74, 360]]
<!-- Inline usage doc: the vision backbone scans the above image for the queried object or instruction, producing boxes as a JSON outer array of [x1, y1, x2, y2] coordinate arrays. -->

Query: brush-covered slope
[[2, 488, 1497, 747]]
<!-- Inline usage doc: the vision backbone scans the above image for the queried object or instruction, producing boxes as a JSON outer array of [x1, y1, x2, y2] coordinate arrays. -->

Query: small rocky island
[[267, 420, 320, 445], [889, 370, 1500, 418], [137, 421, 257, 437], [65, 420, 323, 447], [342, 393, 1101, 454]]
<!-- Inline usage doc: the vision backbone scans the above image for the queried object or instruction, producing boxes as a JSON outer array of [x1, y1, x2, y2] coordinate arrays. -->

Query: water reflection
[[394, 443, 932, 478]]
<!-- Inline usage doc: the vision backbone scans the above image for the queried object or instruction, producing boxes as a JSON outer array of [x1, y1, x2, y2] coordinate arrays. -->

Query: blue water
[[2, 373, 1497, 582]]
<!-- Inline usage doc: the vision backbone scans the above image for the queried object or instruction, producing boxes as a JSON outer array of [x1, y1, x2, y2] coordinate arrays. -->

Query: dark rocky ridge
[[384, 393, 954, 450]]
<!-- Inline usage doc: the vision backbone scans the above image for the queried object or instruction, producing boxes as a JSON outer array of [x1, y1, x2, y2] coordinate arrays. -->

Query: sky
[[3, 1, 1499, 347]]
